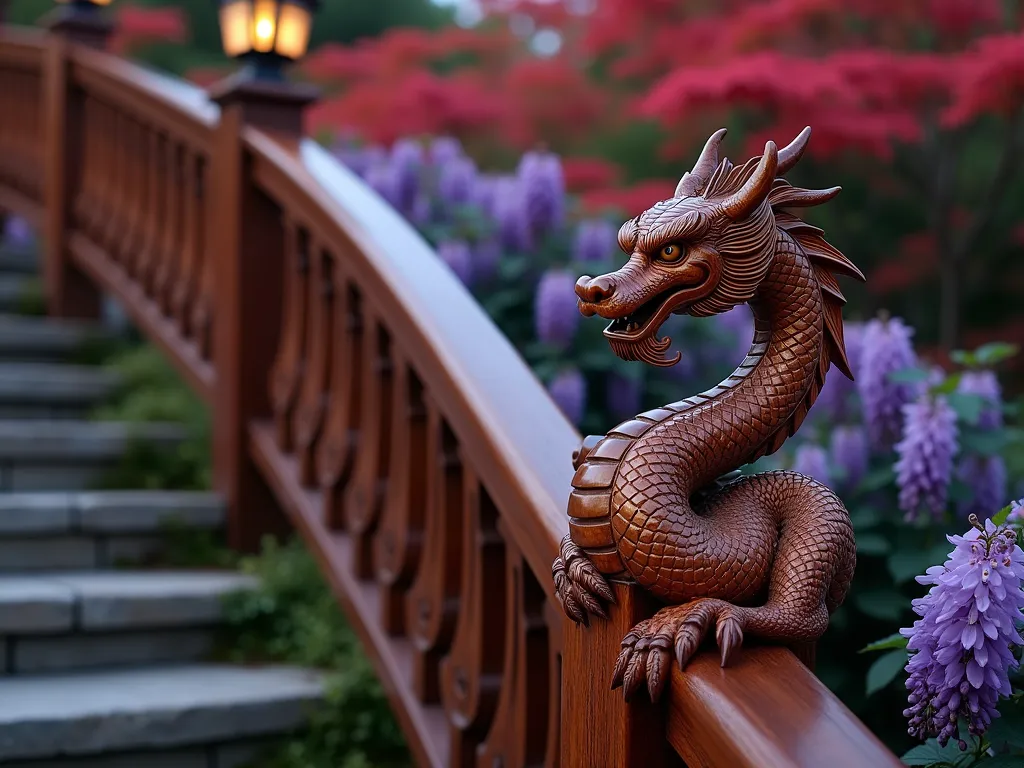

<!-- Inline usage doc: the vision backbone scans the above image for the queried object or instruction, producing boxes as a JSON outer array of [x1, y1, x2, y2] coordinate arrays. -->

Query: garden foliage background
[[6, 0, 1024, 764]]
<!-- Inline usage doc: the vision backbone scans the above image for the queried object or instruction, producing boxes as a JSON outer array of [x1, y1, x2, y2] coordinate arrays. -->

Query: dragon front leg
[[552, 534, 615, 626]]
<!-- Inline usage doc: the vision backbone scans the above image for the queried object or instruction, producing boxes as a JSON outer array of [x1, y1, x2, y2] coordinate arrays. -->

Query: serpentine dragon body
[[551, 127, 863, 702]]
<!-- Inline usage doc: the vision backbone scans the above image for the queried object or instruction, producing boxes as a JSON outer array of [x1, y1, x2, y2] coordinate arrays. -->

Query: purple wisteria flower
[[333, 143, 387, 179], [516, 150, 565, 240], [572, 219, 618, 264], [791, 444, 831, 487], [390, 139, 424, 212], [534, 270, 580, 350], [473, 238, 502, 283], [858, 317, 922, 450], [429, 136, 463, 166], [895, 394, 959, 522], [410, 195, 433, 227], [814, 322, 865, 423], [364, 163, 399, 207], [716, 304, 754, 363], [471, 174, 500, 219], [957, 370, 1003, 430], [2, 215, 33, 248], [436, 240, 473, 286], [492, 177, 531, 252], [830, 425, 869, 490], [548, 368, 586, 425], [438, 155, 478, 210], [957, 455, 1008, 521], [901, 517, 1024, 747], [1008, 499, 1024, 525], [606, 372, 643, 421]]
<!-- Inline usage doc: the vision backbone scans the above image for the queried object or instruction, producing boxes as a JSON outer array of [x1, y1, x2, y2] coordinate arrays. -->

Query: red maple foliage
[[110, 4, 188, 56]]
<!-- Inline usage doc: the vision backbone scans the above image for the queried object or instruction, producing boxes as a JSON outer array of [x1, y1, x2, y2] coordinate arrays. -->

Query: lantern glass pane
[[274, 2, 311, 60], [219, 0, 253, 57], [252, 0, 279, 54]]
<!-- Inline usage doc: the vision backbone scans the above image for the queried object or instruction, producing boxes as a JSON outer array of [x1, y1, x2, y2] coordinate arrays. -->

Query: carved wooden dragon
[[551, 127, 863, 703]]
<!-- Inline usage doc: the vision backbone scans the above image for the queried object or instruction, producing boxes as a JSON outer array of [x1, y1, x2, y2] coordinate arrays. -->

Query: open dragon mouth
[[601, 287, 686, 368]]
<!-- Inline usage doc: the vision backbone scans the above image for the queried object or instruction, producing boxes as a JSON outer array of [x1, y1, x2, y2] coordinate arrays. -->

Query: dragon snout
[[575, 275, 615, 305]]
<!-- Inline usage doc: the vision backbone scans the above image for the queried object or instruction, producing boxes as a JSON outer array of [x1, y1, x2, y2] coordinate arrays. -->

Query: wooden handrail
[[0, 24, 903, 768]]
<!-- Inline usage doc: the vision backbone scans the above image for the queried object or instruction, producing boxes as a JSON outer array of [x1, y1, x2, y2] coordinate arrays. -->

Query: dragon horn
[[721, 140, 778, 220], [777, 126, 811, 176], [675, 127, 727, 198]]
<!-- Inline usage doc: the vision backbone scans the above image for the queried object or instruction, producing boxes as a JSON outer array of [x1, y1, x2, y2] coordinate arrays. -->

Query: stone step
[[0, 492, 225, 571], [0, 314, 105, 362], [0, 664, 324, 762], [0, 247, 38, 274], [0, 571, 256, 673], [0, 420, 188, 492], [0, 274, 38, 311], [0, 362, 120, 418]]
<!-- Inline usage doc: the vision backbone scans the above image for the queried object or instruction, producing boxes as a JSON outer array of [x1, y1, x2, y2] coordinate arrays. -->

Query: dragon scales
[[551, 127, 864, 703]]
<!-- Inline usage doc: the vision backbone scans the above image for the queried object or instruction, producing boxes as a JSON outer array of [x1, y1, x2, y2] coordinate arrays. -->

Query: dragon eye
[[659, 244, 683, 262]]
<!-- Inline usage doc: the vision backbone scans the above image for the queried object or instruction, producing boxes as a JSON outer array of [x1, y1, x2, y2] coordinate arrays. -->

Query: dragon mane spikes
[[721, 141, 778, 220], [777, 126, 812, 175]]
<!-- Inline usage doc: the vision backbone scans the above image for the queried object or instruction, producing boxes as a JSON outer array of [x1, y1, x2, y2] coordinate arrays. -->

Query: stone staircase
[[0, 243, 323, 767]]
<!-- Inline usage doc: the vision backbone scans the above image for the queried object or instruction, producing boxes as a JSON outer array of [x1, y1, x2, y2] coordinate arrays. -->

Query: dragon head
[[576, 127, 828, 367]]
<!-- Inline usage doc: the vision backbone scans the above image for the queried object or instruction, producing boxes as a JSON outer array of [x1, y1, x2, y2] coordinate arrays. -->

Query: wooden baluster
[[73, 94, 93, 229], [292, 239, 333, 485], [138, 130, 164, 290], [102, 110, 125, 257], [118, 118, 144, 268], [153, 138, 181, 309], [340, 318, 393, 577], [269, 217, 309, 452], [440, 477, 507, 767], [172, 153, 198, 332], [191, 157, 213, 358], [478, 543, 554, 768], [316, 281, 363, 530], [374, 360, 428, 635], [406, 414, 463, 704], [191, 158, 212, 358], [92, 99, 112, 242], [543, 602, 564, 768], [84, 98, 103, 241]]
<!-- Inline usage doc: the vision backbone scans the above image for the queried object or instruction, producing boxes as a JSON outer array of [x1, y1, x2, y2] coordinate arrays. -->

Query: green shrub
[[223, 538, 410, 768]]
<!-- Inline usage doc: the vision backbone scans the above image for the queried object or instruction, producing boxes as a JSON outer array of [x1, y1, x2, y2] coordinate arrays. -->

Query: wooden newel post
[[561, 581, 683, 768], [41, 5, 112, 318], [208, 75, 318, 552]]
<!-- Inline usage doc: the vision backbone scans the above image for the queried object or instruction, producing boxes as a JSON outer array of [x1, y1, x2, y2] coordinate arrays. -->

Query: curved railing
[[0, 24, 902, 768]]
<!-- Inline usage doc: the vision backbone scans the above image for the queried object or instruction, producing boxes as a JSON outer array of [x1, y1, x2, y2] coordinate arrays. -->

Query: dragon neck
[[670, 228, 824, 489]]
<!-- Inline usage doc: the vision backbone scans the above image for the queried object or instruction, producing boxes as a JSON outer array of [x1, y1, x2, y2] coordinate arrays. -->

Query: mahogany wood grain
[[269, 216, 308, 452], [668, 647, 903, 768]]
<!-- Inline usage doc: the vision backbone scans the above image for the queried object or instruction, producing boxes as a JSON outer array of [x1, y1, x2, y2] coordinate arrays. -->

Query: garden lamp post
[[209, 0, 321, 135], [45, 0, 114, 49]]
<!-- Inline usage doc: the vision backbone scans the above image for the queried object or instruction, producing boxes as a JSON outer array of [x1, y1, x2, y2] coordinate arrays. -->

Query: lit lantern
[[217, 0, 318, 78]]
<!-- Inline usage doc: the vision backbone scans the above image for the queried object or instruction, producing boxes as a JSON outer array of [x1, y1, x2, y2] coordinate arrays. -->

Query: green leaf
[[888, 549, 943, 583], [901, 738, 962, 767], [946, 392, 986, 426], [850, 505, 883, 529], [860, 632, 909, 654], [993, 504, 1014, 526], [960, 430, 1009, 456], [866, 649, 908, 696], [889, 367, 933, 384], [950, 349, 975, 367], [974, 341, 1019, 366], [854, 589, 911, 622], [980, 758, 1024, 768], [858, 532, 891, 556], [858, 466, 897, 493], [989, 697, 1024, 749]]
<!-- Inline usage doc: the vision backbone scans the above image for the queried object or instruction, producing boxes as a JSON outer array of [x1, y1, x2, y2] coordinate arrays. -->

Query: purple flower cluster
[[492, 176, 531, 253], [436, 240, 473, 286], [814, 322, 865, 423], [548, 368, 586, 425], [534, 270, 580, 350], [830, 425, 869, 491], [958, 370, 1003, 430], [390, 139, 424, 212], [858, 317, 921, 450], [572, 219, 618, 265], [517, 150, 565, 240], [901, 517, 1024, 747], [895, 395, 959, 522], [714, 304, 754, 364], [791, 443, 831, 487], [606, 372, 643, 421], [2, 215, 33, 248], [438, 156, 478, 210], [958, 455, 1008, 522], [1008, 499, 1024, 525]]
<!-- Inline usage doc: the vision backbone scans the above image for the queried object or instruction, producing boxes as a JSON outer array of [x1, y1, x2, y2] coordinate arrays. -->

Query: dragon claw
[[614, 599, 749, 703], [552, 534, 613, 625]]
